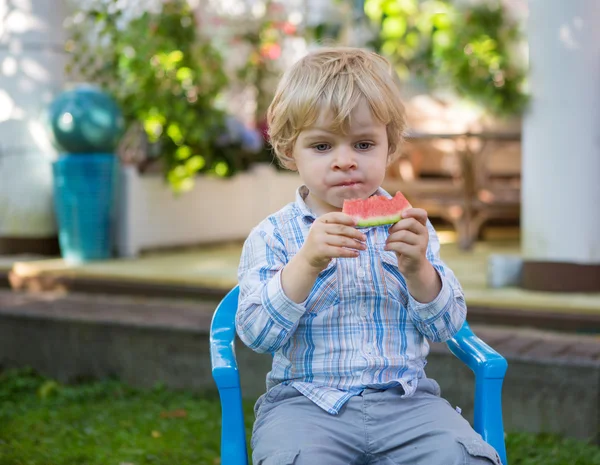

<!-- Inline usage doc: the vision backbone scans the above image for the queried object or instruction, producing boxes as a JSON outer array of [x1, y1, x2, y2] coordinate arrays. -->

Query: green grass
[[1, 368, 598, 465]]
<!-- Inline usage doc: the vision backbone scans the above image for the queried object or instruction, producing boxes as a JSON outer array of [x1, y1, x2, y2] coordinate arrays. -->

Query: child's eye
[[355, 142, 373, 150], [313, 143, 331, 152]]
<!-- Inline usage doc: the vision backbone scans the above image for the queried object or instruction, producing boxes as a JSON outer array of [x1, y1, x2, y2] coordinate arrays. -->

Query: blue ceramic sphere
[[48, 85, 125, 154]]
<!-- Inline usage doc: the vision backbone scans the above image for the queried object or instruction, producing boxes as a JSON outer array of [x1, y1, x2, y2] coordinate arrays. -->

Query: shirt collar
[[294, 185, 392, 224]]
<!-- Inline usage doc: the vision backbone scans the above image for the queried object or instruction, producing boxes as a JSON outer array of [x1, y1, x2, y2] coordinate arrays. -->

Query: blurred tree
[[365, 0, 528, 116]]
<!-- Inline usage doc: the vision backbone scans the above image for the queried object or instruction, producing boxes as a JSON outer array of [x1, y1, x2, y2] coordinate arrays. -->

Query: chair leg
[[218, 386, 249, 465], [474, 377, 508, 465]]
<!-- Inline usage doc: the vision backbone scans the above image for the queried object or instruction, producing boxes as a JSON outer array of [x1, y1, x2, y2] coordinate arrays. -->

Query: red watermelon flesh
[[342, 192, 412, 227]]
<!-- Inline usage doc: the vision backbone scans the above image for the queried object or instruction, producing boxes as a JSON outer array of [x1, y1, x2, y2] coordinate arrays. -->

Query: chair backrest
[[210, 286, 242, 390]]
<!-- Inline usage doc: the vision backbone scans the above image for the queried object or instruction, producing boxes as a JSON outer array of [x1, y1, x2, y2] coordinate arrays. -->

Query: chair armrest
[[210, 287, 249, 465], [446, 322, 507, 379], [447, 321, 509, 465]]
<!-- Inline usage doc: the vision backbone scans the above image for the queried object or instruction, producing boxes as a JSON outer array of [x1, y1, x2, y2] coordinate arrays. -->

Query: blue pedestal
[[52, 154, 118, 264]]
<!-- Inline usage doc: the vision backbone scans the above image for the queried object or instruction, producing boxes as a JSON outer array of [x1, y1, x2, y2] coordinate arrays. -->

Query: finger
[[389, 217, 427, 236], [320, 212, 358, 226], [326, 235, 367, 250], [386, 230, 421, 246], [400, 208, 428, 226], [325, 224, 367, 241], [324, 245, 361, 258], [384, 241, 419, 258]]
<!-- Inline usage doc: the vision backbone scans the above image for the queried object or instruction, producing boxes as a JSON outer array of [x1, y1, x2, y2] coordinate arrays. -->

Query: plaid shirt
[[236, 185, 467, 414]]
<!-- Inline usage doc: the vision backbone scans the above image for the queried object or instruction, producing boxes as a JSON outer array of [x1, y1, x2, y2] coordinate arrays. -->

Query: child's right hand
[[298, 212, 367, 271]]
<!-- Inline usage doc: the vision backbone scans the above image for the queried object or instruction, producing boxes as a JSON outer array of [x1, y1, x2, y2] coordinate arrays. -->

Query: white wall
[[0, 0, 67, 237]]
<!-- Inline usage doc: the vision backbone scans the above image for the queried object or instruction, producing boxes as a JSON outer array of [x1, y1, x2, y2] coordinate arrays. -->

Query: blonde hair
[[267, 47, 407, 170]]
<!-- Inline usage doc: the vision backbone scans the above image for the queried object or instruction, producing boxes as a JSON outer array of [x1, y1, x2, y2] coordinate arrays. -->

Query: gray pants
[[251, 378, 502, 465]]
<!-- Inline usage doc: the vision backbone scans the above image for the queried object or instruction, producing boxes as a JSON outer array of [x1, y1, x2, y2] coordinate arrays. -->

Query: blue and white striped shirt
[[236, 185, 467, 414]]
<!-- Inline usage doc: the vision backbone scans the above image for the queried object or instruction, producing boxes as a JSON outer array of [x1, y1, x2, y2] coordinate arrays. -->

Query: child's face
[[291, 99, 389, 216]]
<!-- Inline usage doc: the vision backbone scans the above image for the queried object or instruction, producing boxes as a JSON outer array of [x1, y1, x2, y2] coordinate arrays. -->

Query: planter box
[[116, 164, 300, 257]]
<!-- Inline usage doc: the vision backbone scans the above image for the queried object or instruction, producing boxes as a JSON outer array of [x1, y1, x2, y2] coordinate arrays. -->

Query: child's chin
[[322, 196, 344, 209], [336, 190, 368, 202]]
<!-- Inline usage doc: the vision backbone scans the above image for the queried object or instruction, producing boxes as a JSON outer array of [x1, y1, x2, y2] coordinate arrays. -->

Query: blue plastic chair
[[210, 286, 508, 465]]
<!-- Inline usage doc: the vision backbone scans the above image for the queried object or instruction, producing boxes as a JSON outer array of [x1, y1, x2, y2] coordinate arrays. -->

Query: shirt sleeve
[[406, 221, 467, 342], [235, 223, 306, 353]]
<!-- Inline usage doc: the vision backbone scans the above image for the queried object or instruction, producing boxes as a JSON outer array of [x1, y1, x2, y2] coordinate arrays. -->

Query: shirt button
[[357, 267, 366, 278]]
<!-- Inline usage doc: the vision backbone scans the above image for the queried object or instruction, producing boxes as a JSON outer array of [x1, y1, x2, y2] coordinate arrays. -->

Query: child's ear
[[283, 151, 298, 170], [386, 143, 397, 166]]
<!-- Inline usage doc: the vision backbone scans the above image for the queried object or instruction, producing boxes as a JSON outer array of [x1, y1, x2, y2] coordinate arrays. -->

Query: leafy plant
[[364, 0, 528, 116], [65, 0, 258, 192]]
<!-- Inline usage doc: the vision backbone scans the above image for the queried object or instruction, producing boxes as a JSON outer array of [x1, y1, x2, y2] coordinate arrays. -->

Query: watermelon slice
[[342, 192, 412, 227]]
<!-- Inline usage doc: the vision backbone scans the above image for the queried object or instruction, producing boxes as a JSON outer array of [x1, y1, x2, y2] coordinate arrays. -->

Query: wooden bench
[[383, 132, 521, 250]]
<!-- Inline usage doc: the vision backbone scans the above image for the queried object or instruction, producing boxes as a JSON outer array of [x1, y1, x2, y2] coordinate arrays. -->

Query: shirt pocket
[[303, 258, 340, 314], [375, 246, 409, 307]]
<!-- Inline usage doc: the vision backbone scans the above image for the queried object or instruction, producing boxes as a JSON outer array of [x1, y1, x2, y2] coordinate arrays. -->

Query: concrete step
[[0, 290, 598, 443]]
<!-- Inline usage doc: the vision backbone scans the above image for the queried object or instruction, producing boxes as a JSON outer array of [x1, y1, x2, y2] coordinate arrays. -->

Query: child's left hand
[[384, 208, 429, 277]]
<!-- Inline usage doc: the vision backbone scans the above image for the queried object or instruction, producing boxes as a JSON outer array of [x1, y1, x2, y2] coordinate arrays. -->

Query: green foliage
[[2, 369, 600, 464], [65, 1, 254, 192], [505, 432, 600, 465], [0, 368, 254, 465], [365, 0, 528, 116]]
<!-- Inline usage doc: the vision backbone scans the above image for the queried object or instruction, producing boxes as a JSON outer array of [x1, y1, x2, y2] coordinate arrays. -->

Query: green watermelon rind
[[355, 214, 402, 228]]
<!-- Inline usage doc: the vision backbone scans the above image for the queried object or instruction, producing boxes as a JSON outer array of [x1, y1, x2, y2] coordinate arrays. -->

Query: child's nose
[[332, 148, 357, 170]]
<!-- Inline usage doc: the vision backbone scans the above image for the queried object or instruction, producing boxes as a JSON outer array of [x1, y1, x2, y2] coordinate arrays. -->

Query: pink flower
[[282, 22, 296, 35], [260, 43, 281, 60]]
